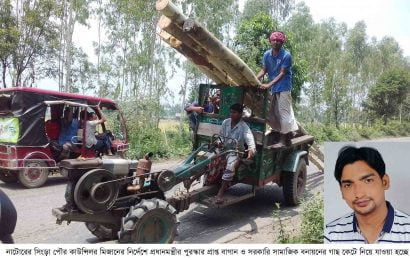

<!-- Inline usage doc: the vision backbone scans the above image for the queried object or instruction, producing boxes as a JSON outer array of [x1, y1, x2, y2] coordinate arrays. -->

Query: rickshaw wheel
[[0, 170, 18, 183], [118, 198, 177, 244], [282, 159, 307, 206], [18, 161, 49, 188], [85, 222, 119, 240]]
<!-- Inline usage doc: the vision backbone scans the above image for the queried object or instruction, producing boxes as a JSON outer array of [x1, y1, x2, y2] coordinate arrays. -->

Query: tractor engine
[[60, 157, 139, 214]]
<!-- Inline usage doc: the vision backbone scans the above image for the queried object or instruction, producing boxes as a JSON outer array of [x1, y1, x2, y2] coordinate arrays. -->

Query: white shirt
[[325, 202, 410, 243], [219, 118, 256, 152], [85, 121, 99, 148]]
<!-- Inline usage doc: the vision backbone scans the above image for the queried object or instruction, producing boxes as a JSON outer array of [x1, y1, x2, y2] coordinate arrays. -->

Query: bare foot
[[215, 197, 224, 204]]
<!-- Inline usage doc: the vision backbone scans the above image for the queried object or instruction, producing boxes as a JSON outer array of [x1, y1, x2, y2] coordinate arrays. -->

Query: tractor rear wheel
[[282, 158, 307, 206], [118, 198, 177, 244], [0, 170, 18, 183], [85, 222, 119, 240], [18, 161, 49, 188]]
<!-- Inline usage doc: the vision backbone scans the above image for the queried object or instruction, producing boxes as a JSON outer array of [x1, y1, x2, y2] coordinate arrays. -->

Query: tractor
[[52, 83, 315, 243]]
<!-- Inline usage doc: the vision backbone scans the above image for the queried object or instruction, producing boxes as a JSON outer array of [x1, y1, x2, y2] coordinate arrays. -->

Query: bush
[[274, 194, 324, 243], [303, 120, 410, 144], [126, 120, 191, 160], [299, 194, 324, 243]]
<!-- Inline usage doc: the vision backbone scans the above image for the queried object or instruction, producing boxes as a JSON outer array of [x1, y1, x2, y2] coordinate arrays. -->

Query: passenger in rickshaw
[[45, 106, 63, 160], [84, 106, 113, 156], [58, 107, 80, 159]]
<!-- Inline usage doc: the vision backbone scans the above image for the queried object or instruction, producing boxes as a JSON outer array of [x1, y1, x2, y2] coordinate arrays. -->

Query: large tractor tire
[[118, 198, 177, 244], [18, 161, 49, 188], [85, 222, 119, 240], [282, 158, 307, 206], [0, 170, 18, 184]]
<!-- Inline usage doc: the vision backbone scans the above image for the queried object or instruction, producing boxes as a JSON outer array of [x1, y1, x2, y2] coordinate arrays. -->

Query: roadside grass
[[304, 120, 410, 144], [274, 194, 324, 244]]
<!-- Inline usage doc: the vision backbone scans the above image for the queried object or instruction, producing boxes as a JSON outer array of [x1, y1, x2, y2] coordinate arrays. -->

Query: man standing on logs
[[257, 31, 298, 147]]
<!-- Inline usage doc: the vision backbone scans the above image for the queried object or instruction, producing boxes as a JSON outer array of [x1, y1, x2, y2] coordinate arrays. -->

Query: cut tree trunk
[[158, 16, 236, 85], [156, 0, 187, 28], [159, 31, 224, 84], [183, 18, 260, 87]]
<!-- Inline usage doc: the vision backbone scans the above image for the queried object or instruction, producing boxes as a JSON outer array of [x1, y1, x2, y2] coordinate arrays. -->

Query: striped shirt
[[325, 202, 410, 243]]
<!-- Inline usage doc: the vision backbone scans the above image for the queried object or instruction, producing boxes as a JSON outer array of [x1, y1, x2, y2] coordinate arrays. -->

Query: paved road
[[1, 159, 322, 244]]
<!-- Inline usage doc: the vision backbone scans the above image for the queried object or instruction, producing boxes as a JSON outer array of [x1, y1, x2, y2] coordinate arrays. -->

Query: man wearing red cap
[[256, 31, 298, 147]]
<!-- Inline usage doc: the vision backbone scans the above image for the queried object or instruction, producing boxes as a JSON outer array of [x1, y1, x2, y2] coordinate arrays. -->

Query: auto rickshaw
[[0, 87, 129, 188]]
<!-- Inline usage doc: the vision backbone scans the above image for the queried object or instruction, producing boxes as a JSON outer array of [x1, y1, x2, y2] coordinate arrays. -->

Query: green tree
[[7, 0, 59, 87], [0, 0, 19, 88], [59, 0, 91, 92], [242, 0, 295, 22], [365, 68, 410, 124]]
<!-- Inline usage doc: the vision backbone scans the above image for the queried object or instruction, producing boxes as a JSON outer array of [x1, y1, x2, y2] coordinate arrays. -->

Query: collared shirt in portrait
[[324, 202, 410, 243]]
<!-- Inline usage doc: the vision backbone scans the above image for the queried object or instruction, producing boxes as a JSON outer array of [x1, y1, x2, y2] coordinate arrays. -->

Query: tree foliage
[[365, 68, 410, 124]]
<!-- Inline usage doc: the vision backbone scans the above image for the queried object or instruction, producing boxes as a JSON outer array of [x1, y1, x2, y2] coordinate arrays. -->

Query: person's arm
[[243, 125, 256, 159], [185, 105, 204, 113], [256, 67, 267, 81], [260, 67, 287, 89], [95, 106, 107, 125]]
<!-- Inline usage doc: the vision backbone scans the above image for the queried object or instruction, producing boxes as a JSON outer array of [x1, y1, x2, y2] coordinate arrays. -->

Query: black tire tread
[[118, 198, 177, 243], [85, 222, 118, 240], [282, 158, 307, 206]]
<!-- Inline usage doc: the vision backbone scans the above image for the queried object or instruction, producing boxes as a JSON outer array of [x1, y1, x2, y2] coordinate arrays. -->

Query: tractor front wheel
[[118, 198, 177, 244]]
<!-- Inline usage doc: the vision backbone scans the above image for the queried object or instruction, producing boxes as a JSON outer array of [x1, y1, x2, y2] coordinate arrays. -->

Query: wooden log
[[160, 31, 233, 85], [159, 31, 224, 84], [156, 0, 187, 27], [158, 16, 238, 86], [183, 18, 261, 87]]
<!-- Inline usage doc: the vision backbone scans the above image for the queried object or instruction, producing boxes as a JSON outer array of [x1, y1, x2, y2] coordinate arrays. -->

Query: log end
[[155, 0, 169, 11], [158, 15, 173, 29]]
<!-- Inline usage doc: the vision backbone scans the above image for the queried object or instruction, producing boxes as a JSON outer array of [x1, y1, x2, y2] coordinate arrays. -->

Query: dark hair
[[230, 103, 243, 113], [334, 146, 385, 185], [87, 112, 95, 118]]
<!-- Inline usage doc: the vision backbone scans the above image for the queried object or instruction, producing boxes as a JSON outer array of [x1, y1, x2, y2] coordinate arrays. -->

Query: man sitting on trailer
[[215, 103, 256, 204], [256, 31, 298, 147]]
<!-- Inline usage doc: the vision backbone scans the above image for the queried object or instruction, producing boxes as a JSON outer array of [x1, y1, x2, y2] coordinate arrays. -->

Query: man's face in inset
[[340, 160, 390, 216]]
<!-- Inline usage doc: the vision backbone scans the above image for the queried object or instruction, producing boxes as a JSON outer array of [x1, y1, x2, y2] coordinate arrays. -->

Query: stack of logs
[[156, 0, 260, 88]]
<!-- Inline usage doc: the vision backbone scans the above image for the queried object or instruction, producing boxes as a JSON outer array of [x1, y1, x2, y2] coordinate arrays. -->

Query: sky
[[39, 0, 410, 97], [297, 0, 410, 56]]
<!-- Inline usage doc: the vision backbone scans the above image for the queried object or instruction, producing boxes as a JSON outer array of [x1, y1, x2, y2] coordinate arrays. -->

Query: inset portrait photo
[[324, 142, 410, 244]]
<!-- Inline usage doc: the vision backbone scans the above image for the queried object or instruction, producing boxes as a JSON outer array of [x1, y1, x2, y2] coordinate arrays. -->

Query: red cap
[[269, 32, 286, 43]]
